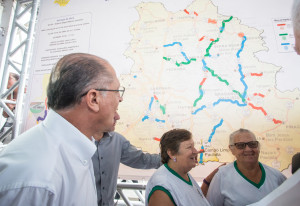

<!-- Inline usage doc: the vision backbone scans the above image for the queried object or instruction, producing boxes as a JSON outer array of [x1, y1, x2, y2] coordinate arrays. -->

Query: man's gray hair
[[229, 128, 256, 145], [47, 53, 114, 110], [292, 0, 300, 32]]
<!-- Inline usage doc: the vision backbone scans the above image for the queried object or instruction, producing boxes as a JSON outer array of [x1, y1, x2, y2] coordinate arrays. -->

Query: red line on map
[[277, 24, 286, 26], [194, 11, 198, 16], [154, 95, 158, 100], [200, 78, 207, 86], [248, 103, 267, 116], [154, 137, 161, 141], [199, 36, 205, 41], [251, 72, 263, 76], [184, 9, 189, 14], [210, 38, 215, 41], [208, 18, 217, 24], [45, 97, 48, 110], [238, 32, 244, 38], [253, 93, 265, 98], [273, 119, 282, 124]]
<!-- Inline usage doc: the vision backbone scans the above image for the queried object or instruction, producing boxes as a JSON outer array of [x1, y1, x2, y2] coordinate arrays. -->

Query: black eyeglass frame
[[230, 141, 259, 150], [80, 86, 125, 98]]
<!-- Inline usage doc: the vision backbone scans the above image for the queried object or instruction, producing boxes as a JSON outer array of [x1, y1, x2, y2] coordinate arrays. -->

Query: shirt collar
[[43, 109, 96, 161]]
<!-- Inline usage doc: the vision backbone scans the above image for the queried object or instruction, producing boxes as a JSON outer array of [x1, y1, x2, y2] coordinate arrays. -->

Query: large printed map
[[117, 0, 300, 172], [24, 0, 300, 179]]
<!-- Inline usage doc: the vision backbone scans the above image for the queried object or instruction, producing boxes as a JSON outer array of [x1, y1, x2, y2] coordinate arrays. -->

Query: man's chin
[[109, 125, 116, 131]]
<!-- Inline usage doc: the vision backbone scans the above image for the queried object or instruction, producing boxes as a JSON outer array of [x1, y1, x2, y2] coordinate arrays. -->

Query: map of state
[[116, 0, 300, 172], [23, 0, 299, 179]]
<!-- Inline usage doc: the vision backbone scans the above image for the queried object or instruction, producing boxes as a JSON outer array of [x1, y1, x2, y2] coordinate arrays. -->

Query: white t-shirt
[[146, 164, 210, 206], [207, 161, 286, 206]]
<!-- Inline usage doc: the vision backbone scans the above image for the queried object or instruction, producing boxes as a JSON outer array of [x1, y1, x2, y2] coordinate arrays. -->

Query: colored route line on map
[[184, 9, 189, 15], [192, 105, 207, 115], [199, 145, 205, 164], [193, 35, 248, 113], [208, 18, 217, 24], [193, 78, 207, 107], [161, 14, 280, 125], [199, 36, 205, 41], [175, 58, 196, 67], [232, 90, 246, 102], [163, 42, 182, 47], [248, 103, 282, 124], [235, 36, 248, 102], [213, 99, 247, 107], [194, 35, 251, 114], [208, 119, 224, 143], [204, 16, 233, 57], [248, 103, 267, 115], [183, 8, 217, 23], [253, 93, 265, 97], [181, 51, 190, 62], [37, 110, 48, 122], [153, 137, 161, 141], [142, 96, 166, 123], [220, 16, 233, 33], [236, 36, 246, 58], [251, 73, 263, 76], [199, 119, 224, 164], [202, 59, 229, 85], [204, 38, 220, 57], [163, 42, 197, 66], [154, 95, 166, 114]]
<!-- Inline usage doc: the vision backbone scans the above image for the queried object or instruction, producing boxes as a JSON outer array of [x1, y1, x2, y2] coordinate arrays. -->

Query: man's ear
[[84, 89, 101, 112]]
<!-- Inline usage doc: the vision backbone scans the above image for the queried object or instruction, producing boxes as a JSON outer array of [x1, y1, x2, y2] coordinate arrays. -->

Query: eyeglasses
[[231, 141, 259, 150], [81, 86, 125, 98]]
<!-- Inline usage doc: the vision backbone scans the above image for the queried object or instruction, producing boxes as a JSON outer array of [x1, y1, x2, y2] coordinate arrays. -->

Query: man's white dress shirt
[[0, 110, 97, 206]]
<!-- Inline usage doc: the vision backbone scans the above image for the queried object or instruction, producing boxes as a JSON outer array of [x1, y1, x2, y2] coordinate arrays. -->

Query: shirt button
[[102, 171, 104, 174], [101, 157, 103, 159], [102, 187, 105, 189]]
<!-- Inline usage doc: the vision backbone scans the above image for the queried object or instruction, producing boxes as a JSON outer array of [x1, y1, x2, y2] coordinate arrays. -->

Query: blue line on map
[[213, 99, 247, 107], [236, 36, 247, 58], [202, 59, 207, 67], [236, 36, 248, 101], [181, 51, 190, 62], [199, 88, 204, 97], [142, 115, 149, 122], [219, 26, 224, 33], [155, 118, 166, 123], [148, 97, 154, 110], [199, 145, 205, 164], [208, 119, 224, 143], [37, 110, 48, 122], [192, 105, 207, 115], [281, 43, 290, 45], [163, 42, 183, 47], [238, 64, 248, 100]]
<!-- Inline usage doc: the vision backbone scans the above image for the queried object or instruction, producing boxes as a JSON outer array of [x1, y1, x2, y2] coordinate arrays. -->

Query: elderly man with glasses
[[0, 53, 123, 205], [206, 128, 286, 206]]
